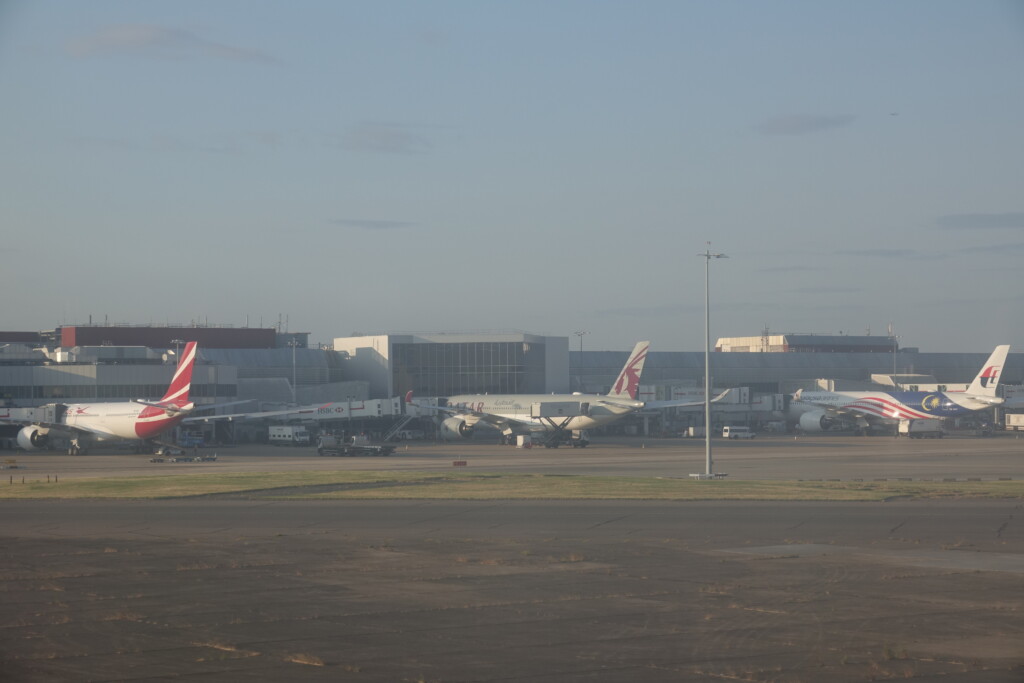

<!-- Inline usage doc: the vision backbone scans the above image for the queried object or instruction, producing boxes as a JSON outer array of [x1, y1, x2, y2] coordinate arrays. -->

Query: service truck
[[269, 425, 311, 446], [722, 425, 755, 439], [1006, 414, 1024, 431], [316, 434, 395, 457], [898, 419, 944, 439]]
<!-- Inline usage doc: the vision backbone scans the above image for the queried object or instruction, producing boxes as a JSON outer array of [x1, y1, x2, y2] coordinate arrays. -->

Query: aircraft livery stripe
[[848, 397, 938, 420]]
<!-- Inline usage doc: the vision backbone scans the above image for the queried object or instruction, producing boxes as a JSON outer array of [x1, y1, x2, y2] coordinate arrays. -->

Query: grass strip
[[0, 471, 1022, 501]]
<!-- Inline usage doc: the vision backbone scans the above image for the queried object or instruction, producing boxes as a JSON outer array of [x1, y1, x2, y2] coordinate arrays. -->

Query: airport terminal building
[[1, 325, 1020, 439], [333, 333, 569, 399]]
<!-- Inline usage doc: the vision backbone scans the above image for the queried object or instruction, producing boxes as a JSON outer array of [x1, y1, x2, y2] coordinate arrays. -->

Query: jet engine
[[798, 410, 836, 433], [17, 426, 50, 451], [440, 417, 475, 439]]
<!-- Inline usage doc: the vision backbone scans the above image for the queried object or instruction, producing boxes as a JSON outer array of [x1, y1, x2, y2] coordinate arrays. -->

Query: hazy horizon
[[3, 1, 1022, 353]]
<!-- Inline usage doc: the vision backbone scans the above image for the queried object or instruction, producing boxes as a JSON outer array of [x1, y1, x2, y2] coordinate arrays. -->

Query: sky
[[2, 1, 1023, 353]]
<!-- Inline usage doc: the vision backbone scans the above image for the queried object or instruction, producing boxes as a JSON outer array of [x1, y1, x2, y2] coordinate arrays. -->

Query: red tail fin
[[609, 341, 649, 400], [161, 342, 197, 407]]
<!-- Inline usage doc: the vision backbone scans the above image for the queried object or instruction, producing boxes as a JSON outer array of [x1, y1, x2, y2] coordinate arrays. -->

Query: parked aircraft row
[[0, 341, 1012, 453]]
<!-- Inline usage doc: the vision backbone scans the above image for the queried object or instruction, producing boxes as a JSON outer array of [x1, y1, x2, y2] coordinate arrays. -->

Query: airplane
[[791, 345, 1010, 435], [408, 341, 726, 447], [3, 341, 209, 455]]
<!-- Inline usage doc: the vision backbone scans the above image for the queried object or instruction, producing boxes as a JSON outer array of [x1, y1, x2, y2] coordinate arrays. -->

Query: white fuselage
[[795, 390, 991, 421], [61, 402, 183, 441], [447, 394, 643, 432]]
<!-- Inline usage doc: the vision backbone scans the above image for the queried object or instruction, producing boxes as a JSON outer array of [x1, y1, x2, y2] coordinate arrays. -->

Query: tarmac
[[1, 434, 1023, 681]]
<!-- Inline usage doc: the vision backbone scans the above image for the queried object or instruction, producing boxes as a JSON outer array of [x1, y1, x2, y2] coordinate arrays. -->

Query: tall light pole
[[698, 244, 727, 478], [170, 338, 184, 359], [288, 339, 299, 405], [574, 331, 587, 353]]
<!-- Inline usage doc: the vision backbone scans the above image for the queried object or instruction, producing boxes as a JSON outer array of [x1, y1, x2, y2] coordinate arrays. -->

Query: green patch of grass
[[295, 475, 1024, 501], [0, 471, 424, 499], [1, 471, 1022, 501]]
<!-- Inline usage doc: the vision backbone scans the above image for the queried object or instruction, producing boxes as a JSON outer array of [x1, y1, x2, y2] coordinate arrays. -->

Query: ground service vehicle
[[1006, 414, 1024, 431], [316, 434, 395, 457], [898, 419, 944, 439], [269, 425, 311, 446], [722, 426, 755, 439]]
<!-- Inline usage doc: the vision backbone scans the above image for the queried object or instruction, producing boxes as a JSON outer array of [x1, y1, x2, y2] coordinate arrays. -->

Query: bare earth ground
[[1, 436, 1022, 681]]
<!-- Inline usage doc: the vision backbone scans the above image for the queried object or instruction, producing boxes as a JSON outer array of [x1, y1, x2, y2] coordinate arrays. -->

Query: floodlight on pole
[[694, 244, 727, 479]]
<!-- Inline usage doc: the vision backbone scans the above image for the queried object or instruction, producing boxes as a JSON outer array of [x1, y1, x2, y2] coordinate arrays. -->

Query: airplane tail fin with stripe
[[607, 341, 650, 400], [160, 341, 197, 408], [965, 345, 1010, 401]]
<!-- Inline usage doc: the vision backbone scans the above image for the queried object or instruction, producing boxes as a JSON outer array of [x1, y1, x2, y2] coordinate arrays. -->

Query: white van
[[269, 425, 311, 446], [722, 425, 755, 439]]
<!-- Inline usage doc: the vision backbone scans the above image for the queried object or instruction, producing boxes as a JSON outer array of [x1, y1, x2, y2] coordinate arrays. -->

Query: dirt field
[[1, 436, 1022, 681], [2, 498, 1022, 682]]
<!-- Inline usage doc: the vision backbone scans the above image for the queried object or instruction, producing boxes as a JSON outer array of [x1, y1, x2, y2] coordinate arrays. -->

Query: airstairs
[[381, 414, 415, 442]]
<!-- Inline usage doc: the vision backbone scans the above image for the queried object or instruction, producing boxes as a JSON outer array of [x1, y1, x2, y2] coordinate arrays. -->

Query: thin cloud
[[66, 24, 277, 64], [599, 303, 689, 318], [960, 242, 1024, 255], [902, 294, 1023, 307], [788, 286, 861, 295], [757, 265, 824, 273], [597, 300, 776, 318], [836, 248, 919, 258], [340, 122, 431, 155], [935, 212, 1024, 230], [330, 219, 417, 231], [72, 130, 284, 156], [756, 114, 856, 136]]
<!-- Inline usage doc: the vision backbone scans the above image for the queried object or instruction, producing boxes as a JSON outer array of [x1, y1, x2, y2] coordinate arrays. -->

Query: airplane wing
[[466, 411, 534, 432], [182, 407, 320, 423], [0, 414, 119, 439], [178, 399, 256, 413], [799, 403, 888, 431], [409, 402, 536, 432], [132, 399, 196, 414], [0, 409, 83, 432], [644, 390, 731, 410]]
